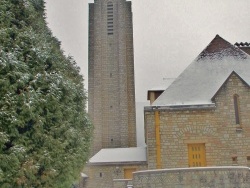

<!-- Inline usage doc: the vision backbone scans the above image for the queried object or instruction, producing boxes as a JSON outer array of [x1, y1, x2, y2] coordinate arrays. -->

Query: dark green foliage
[[0, 0, 92, 187]]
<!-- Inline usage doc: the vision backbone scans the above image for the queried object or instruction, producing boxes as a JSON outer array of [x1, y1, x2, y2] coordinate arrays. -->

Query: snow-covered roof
[[152, 35, 250, 107], [81, 173, 88, 178], [88, 147, 147, 165], [148, 78, 175, 92], [147, 78, 175, 100], [148, 86, 166, 92]]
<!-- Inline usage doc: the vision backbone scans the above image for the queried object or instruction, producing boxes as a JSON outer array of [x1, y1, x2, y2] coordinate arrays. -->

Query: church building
[[138, 35, 250, 187], [145, 35, 250, 169], [82, 0, 250, 187]]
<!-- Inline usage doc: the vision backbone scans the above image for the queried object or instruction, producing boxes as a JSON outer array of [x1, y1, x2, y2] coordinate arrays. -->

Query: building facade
[[83, 147, 147, 188], [132, 36, 250, 187], [144, 35, 250, 170], [88, 0, 136, 155], [145, 72, 250, 169], [86, 1, 250, 186]]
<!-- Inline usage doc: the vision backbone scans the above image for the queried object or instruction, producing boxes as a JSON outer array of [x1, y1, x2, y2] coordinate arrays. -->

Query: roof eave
[[87, 161, 148, 166], [147, 89, 165, 100], [144, 104, 216, 112]]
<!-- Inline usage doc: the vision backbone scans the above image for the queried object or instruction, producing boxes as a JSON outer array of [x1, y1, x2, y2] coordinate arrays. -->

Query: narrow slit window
[[107, 2, 114, 35], [234, 94, 240, 125], [247, 156, 250, 167], [232, 156, 237, 162]]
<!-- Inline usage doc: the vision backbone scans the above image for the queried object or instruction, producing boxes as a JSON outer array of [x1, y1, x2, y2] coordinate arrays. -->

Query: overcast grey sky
[[45, 0, 250, 146], [45, 0, 250, 102]]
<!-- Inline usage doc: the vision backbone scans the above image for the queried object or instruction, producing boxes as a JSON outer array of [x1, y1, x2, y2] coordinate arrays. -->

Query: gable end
[[211, 71, 250, 101]]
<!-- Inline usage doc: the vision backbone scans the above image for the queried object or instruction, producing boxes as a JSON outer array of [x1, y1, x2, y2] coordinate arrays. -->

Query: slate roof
[[152, 35, 250, 107], [88, 147, 147, 165], [235, 42, 250, 47]]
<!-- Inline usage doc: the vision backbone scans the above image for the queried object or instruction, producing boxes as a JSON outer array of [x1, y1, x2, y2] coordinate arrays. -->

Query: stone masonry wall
[[82, 164, 147, 188], [133, 167, 250, 188], [145, 73, 250, 169], [113, 179, 133, 188]]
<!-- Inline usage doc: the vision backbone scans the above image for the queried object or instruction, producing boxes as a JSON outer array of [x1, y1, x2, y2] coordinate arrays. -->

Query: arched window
[[107, 2, 113, 35], [233, 94, 240, 125]]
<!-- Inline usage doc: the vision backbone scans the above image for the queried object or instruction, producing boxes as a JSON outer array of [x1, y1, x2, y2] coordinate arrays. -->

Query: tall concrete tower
[[88, 0, 136, 155]]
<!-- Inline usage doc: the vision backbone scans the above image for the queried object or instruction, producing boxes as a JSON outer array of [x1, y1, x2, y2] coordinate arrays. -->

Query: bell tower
[[88, 0, 136, 155]]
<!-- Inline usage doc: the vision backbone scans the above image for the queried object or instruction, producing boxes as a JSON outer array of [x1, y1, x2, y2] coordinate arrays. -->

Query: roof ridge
[[152, 35, 250, 107], [196, 35, 249, 61], [235, 42, 250, 47]]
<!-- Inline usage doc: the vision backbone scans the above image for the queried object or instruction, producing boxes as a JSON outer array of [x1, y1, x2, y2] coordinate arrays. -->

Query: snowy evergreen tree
[[0, 0, 92, 187]]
